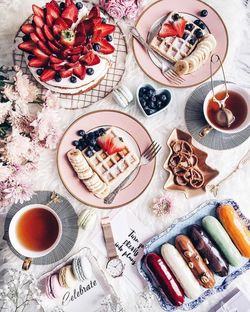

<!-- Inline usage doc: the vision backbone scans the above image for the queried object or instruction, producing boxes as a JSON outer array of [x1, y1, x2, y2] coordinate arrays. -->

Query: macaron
[[78, 209, 97, 231], [46, 274, 65, 299], [72, 255, 93, 282], [58, 265, 77, 288], [112, 85, 133, 108]]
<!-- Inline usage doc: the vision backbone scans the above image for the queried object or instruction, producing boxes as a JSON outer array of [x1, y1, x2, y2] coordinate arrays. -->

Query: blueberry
[[0, 75, 5, 80], [77, 145, 84, 151], [172, 13, 180, 21], [70, 76, 77, 83], [59, 2, 65, 10], [94, 144, 101, 152], [189, 37, 197, 45], [72, 140, 79, 147], [139, 87, 147, 96], [23, 35, 30, 42], [79, 139, 87, 149], [160, 94, 167, 101], [89, 138, 96, 147], [87, 132, 95, 140], [36, 68, 43, 76], [147, 109, 156, 115], [182, 33, 189, 40], [55, 73, 62, 82], [86, 68, 94, 75], [143, 94, 149, 101], [199, 22, 206, 30], [106, 35, 113, 42], [200, 9, 208, 17], [151, 96, 157, 102], [185, 23, 194, 31], [28, 54, 34, 60], [149, 102, 157, 109], [162, 91, 171, 103], [102, 18, 107, 23], [87, 33, 92, 40], [85, 148, 94, 158], [77, 130, 85, 136], [146, 89, 154, 97], [76, 2, 83, 10], [98, 128, 106, 136], [93, 43, 101, 51], [194, 19, 201, 26], [140, 98, 146, 107], [156, 100, 162, 108], [194, 29, 204, 39]]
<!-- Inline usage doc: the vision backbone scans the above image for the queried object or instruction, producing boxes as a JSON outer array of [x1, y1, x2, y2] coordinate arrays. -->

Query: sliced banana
[[187, 57, 199, 73], [204, 34, 217, 50], [174, 60, 189, 75]]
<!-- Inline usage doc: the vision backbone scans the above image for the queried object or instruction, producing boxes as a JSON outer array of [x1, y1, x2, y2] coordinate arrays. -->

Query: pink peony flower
[[119, 0, 135, 7], [0, 164, 12, 182], [44, 90, 60, 109], [3, 85, 18, 102], [105, 0, 125, 19], [31, 106, 61, 149], [0, 101, 12, 124], [8, 110, 35, 135], [4, 182, 34, 204], [14, 70, 39, 103], [125, 2, 139, 19]]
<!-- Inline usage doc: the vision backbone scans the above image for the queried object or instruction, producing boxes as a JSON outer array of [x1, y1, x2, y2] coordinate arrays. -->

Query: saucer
[[185, 80, 250, 150], [4, 191, 78, 265]]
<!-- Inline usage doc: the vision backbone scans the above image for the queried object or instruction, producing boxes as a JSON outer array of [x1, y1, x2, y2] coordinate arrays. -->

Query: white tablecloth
[[1, 0, 250, 311]]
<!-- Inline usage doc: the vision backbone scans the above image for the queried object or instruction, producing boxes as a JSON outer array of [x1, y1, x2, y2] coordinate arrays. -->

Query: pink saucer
[[133, 0, 228, 88], [57, 110, 155, 209]]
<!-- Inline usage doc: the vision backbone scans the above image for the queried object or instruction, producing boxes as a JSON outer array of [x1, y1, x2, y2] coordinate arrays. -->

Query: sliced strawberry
[[35, 27, 46, 42], [46, 14, 55, 28], [30, 32, 40, 43], [60, 68, 73, 78], [69, 46, 82, 55], [94, 23, 115, 37], [97, 39, 115, 54], [81, 51, 100, 65], [33, 16, 45, 28], [173, 17, 186, 37], [48, 41, 60, 53], [159, 23, 177, 38], [51, 63, 64, 71], [50, 0, 60, 12], [65, 0, 74, 6], [53, 17, 69, 37], [87, 6, 100, 19], [33, 47, 49, 61], [61, 4, 78, 23], [21, 23, 35, 34], [73, 63, 86, 80], [32, 5, 44, 18], [63, 18, 73, 27], [43, 25, 54, 41], [70, 54, 80, 62], [75, 34, 86, 46], [46, 2, 60, 19], [38, 41, 52, 55], [40, 68, 56, 81], [28, 57, 48, 68], [76, 22, 86, 36], [50, 55, 63, 64], [18, 41, 36, 52], [52, 40, 63, 49], [108, 137, 125, 154], [97, 134, 113, 154], [65, 61, 79, 68]]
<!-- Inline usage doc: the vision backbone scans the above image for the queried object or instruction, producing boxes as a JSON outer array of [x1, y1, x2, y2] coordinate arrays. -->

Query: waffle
[[67, 149, 110, 198], [150, 11, 204, 64], [82, 128, 140, 188]]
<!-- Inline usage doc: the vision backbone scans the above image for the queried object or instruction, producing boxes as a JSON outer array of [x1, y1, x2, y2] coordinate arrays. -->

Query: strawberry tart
[[18, 0, 116, 94]]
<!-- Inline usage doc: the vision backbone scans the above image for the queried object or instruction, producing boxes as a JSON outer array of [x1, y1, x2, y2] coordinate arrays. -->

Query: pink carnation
[[105, 0, 125, 19]]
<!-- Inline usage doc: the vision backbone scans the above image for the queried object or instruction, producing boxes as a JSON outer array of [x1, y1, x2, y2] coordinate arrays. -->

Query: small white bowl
[[136, 83, 172, 118]]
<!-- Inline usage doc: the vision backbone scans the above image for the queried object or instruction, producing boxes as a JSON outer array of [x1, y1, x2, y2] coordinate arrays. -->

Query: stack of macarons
[[78, 209, 97, 231], [112, 85, 134, 108], [45, 255, 93, 300]]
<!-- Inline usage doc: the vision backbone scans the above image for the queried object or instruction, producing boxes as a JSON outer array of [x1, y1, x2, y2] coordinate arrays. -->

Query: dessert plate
[[138, 199, 250, 310], [133, 0, 228, 88], [57, 110, 155, 209], [164, 128, 219, 198], [185, 80, 250, 150], [3, 191, 78, 265]]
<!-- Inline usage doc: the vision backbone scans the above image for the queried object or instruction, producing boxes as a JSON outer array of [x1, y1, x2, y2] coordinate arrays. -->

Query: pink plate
[[133, 0, 228, 88], [57, 110, 155, 209]]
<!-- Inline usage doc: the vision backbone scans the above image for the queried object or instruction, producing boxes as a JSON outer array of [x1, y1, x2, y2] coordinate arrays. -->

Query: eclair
[[161, 243, 202, 299], [202, 216, 243, 266], [188, 224, 229, 277], [175, 235, 215, 288], [145, 253, 184, 306], [217, 204, 250, 258]]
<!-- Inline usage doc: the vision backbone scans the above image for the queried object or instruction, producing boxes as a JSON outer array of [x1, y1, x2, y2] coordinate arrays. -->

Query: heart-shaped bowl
[[136, 83, 172, 118]]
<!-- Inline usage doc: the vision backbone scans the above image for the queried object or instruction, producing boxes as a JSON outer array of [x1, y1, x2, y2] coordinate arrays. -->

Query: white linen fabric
[[0, 0, 250, 311]]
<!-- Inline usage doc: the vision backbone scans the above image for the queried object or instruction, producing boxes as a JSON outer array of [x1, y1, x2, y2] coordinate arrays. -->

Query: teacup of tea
[[200, 83, 250, 137], [9, 204, 62, 270]]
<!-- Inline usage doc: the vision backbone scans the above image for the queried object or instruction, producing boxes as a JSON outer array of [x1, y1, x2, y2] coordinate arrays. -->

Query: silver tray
[[138, 199, 250, 310]]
